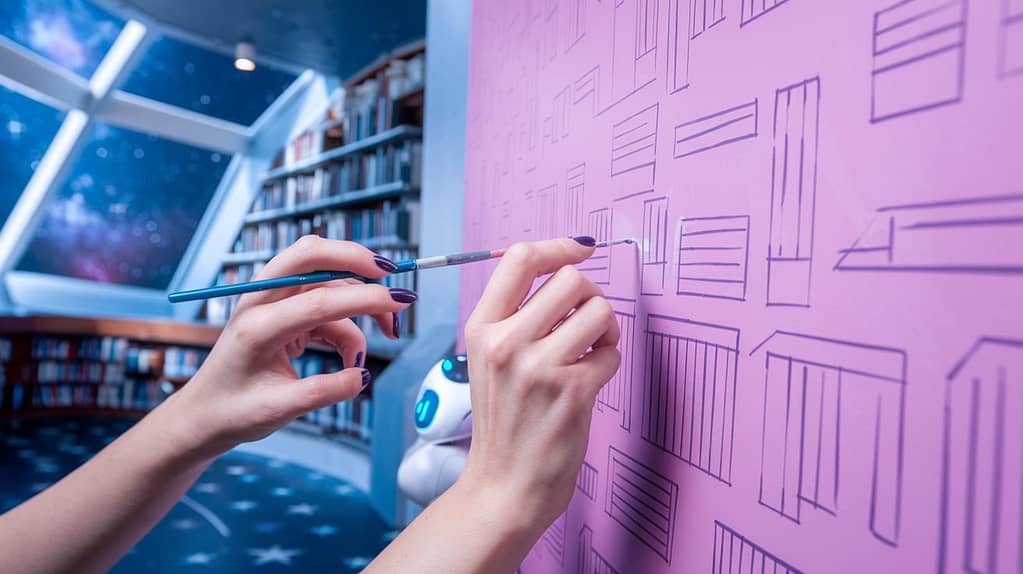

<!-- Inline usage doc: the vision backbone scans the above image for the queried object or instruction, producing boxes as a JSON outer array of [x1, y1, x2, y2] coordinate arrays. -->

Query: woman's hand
[[459, 237, 621, 533], [169, 235, 417, 457]]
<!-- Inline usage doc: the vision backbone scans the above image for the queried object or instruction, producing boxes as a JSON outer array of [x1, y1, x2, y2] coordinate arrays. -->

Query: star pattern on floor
[[247, 544, 303, 565], [287, 503, 317, 516]]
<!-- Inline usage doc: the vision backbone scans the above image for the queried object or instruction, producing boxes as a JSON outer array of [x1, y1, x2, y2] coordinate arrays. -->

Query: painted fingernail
[[361, 369, 372, 389], [572, 236, 596, 247], [389, 288, 418, 303], [374, 255, 398, 273], [355, 351, 364, 368], [392, 312, 401, 340]]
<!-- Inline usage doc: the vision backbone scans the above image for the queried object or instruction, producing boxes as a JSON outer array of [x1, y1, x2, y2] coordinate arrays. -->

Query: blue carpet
[[0, 416, 397, 572]]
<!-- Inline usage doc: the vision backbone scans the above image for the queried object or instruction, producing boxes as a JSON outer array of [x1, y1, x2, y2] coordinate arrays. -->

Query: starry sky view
[[17, 121, 229, 289], [0, 85, 65, 227], [1, 0, 300, 289]]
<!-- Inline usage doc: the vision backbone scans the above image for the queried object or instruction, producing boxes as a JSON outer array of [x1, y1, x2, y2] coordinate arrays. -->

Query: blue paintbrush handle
[[167, 270, 368, 303]]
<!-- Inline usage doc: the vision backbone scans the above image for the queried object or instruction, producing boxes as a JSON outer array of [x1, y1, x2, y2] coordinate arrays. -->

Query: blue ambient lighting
[[414, 389, 440, 429]]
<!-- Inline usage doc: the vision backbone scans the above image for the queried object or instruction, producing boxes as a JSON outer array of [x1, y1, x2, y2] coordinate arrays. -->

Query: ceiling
[[96, 0, 426, 78]]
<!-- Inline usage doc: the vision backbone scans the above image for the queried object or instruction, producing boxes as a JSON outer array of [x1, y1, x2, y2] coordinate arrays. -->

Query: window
[[0, 0, 124, 78], [17, 121, 229, 289], [0, 84, 65, 227], [120, 34, 298, 126]]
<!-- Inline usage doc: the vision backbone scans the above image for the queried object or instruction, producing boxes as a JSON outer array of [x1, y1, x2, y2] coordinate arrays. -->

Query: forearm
[[0, 393, 217, 574], [365, 479, 543, 574]]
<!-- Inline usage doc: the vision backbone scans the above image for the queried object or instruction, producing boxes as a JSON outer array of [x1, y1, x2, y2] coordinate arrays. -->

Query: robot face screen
[[414, 389, 440, 429], [441, 355, 469, 383]]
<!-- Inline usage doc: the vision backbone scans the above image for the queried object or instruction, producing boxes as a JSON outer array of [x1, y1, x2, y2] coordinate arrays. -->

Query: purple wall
[[460, 1, 1023, 572]]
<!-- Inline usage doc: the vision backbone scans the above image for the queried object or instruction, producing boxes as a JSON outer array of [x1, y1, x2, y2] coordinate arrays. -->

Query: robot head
[[412, 354, 472, 443]]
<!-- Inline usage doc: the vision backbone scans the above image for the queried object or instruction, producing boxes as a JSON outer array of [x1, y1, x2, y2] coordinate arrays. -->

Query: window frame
[[0, 11, 329, 319]]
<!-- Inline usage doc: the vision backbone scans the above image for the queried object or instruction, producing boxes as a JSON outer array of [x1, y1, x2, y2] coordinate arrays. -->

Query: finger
[[566, 344, 621, 397], [471, 238, 596, 325], [241, 283, 414, 347], [277, 368, 372, 416], [237, 277, 357, 313], [514, 265, 602, 339], [541, 296, 619, 362], [285, 337, 303, 358], [311, 318, 367, 368]]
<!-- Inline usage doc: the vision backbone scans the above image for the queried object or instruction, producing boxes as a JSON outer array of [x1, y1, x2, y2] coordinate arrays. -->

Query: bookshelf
[[202, 40, 428, 449]]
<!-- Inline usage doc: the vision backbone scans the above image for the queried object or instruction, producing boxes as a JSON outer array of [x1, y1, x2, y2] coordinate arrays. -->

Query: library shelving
[[202, 40, 427, 449]]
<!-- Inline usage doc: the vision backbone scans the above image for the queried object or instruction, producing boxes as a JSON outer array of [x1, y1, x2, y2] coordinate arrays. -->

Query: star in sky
[[184, 552, 215, 565], [171, 518, 199, 530], [271, 487, 292, 497], [194, 482, 220, 494], [247, 545, 302, 565], [287, 503, 317, 516], [310, 524, 337, 537], [225, 465, 246, 476], [231, 500, 257, 512]]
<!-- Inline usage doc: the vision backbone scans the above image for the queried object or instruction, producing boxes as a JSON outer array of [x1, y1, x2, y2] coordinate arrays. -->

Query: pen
[[168, 238, 635, 303]]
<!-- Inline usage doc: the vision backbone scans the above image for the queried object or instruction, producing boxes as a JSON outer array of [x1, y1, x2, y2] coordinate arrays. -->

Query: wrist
[[448, 473, 547, 544], [149, 388, 231, 465]]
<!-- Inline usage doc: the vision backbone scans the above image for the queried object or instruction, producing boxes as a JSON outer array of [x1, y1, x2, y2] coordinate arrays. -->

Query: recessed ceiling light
[[235, 40, 256, 72]]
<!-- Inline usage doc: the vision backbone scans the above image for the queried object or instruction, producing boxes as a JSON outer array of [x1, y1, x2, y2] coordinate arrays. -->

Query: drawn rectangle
[[564, 163, 586, 237], [767, 77, 820, 307], [536, 184, 560, 240], [677, 215, 750, 300], [574, 66, 599, 117], [578, 525, 620, 574], [642, 197, 669, 295], [673, 100, 758, 159], [567, 0, 586, 51], [834, 193, 1023, 274], [740, 0, 791, 27], [598, 297, 637, 430], [692, 0, 727, 38], [605, 445, 679, 563], [611, 0, 658, 105], [644, 314, 739, 484], [666, 0, 692, 93], [611, 103, 658, 177], [577, 461, 599, 500], [712, 521, 804, 574], [1003, 0, 1023, 77], [579, 208, 613, 284], [871, 0, 966, 122], [543, 513, 567, 565]]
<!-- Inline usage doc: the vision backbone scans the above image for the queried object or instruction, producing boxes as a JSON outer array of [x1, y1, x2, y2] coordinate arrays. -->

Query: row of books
[[256, 140, 422, 212], [30, 336, 129, 362], [163, 347, 209, 379], [304, 395, 373, 441], [34, 361, 124, 384], [1, 380, 165, 411], [0, 339, 11, 361], [234, 201, 421, 254]]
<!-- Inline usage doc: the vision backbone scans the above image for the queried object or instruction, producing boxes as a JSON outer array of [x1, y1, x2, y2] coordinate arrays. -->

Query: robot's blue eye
[[442, 359, 453, 372], [414, 389, 440, 429]]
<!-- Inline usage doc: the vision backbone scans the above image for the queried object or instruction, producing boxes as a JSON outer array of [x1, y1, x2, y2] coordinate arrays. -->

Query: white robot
[[397, 353, 472, 506]]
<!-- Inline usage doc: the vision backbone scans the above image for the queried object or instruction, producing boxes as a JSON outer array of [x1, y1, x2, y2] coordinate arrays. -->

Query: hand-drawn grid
[[610, 103, 659, 202], [834, 193, 1023, 274], [871, 0, 966, 123], [677, 216, 751, 301], [644, 314, 738, 485], [692, 0, 727, 38], [543, 513, 567, 565], [579, 208, 613, 284], [578, 525, 621, 574], [574, 66, 600, 117], [1001, 0, 1023, 77], [605, 445, 680, 563], [609, 0, 659, 109], [536, 184, 560, 239], [740, 0, 791, 27], [750, 331, 906, 546], [567, 0, 587, 52], [577, 460, 599, 501], [938, 338, 1023, 574], [642, 197, 670, 295], [667, 0, 692, 94], [544, 86, 571, 148], [565, 163, 587, 237], [673, 100, 758, 159], [712, 521, 805, 574], [767, 77, 821, 308], [598, 297, 637, 430]]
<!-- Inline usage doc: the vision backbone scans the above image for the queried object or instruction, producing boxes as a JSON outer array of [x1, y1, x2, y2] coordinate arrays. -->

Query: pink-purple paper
[[458, 0, 1023, 572]]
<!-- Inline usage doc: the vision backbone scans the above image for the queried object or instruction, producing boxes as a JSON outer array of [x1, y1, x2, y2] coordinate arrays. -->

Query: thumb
[[283, 367, 371, 415]]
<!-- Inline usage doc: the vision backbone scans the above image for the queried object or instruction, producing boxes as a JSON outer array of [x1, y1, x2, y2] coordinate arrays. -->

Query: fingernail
[[389, 288, 418, 303], [374, 255, 398, 273], [355, 351, 364, 368], [572, 236, 596, 247], [361, 369, 371, 389], [392, 312, 401, 340]]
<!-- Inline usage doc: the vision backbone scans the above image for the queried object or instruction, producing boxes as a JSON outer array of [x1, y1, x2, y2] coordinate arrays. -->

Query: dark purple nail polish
[[392, 312, 401, 340], [389, 288, 418, 303], [361, 369, 371, 389], [355, 351, 364, 368], [374, 255, 398, 273], [572, 236, 596, 247]]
